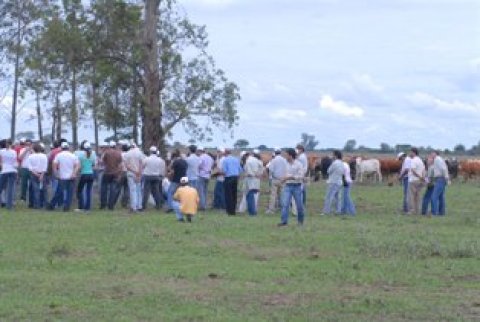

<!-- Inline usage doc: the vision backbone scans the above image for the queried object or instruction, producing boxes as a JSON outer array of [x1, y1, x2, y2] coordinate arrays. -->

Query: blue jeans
[[323, 183, 342, 214], [431, 177, 446, 216], [402, 176, 409, 213], [171, 200, 184, 220], [127, 173, 142, 211], [281, 183, 305, 224], [246, 189, 259, 216], [341, 184, 356, 215], [302, 184, 307, 206], [0, 172, 17, 209], [30, 175, 47, 209], [49, 179, 74, 211], [167, 182, 180, 210], [213, 181, 225, 209], [100, 174, 119, 210], [198, 177, 209, 210], [422, 185, 434, 215], [189, 179, 198, 191], [77, 174, 94, 210]]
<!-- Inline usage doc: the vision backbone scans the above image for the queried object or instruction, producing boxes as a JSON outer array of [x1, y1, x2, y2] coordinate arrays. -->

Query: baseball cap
[[397, 152, 406, 159], [61, 142, 69, 149], [253, 149, 260, 155], [274, 147, 281, 152], [197, 146, 205, 151], [109, 141, 117, 148], [217, 147, 226, 153], [84, 142, 92, 149], [180, 177, 189, 184], [150, 146, 158, 153]]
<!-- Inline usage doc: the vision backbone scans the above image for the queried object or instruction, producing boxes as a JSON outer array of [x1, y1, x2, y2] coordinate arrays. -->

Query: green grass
[[0, 181, 479, 321]]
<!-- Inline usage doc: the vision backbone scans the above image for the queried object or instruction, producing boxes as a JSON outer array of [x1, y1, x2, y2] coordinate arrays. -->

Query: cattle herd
[[259, 152, 480, 183]]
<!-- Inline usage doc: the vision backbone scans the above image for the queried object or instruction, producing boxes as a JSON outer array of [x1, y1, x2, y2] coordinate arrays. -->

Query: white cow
[[356, 157, 382, 183]]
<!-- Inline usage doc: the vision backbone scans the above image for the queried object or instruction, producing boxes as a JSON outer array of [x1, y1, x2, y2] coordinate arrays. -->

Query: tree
[[0, 0, 45, 141], [257, 144, 268, 151], [453, 144, 466, 154], [379, 142, 393, 153], [344, 139, 357, 152], [234, 139, 249, 150], [300, 133, 319, 151]]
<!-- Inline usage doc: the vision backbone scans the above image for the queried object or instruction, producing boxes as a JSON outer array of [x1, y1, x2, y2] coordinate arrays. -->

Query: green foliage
[[300, 133, 319, 151], [234, 138, 249, 149]]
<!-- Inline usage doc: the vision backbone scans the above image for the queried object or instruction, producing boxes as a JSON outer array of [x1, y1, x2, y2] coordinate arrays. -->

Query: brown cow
[[459, 159, 480, 181]]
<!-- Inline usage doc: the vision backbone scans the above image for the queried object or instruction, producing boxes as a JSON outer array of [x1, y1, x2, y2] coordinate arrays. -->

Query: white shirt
[[216, 156, 225, 182], [401, 157, 412, 176], [19, 147, 32, 168], [433, 156, 449, 179], [0, 148, 18, 173], [297, 152, 309, 176], [244, 155, 264, 190], [54, 151, 79, 179], [343, 162, 352, 184], [124, 148, 145, 173], [284, 159, 305, 184], [408, 156, 426, 182], [27, 153, 48, 174], [143, 155, 166, 176], [162, 177, 171, 192], [268, 154, 288, 180], [186, 154, 200, 180]]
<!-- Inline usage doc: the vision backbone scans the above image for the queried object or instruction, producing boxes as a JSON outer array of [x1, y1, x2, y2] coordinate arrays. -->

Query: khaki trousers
[[408, 180, 424, 215]]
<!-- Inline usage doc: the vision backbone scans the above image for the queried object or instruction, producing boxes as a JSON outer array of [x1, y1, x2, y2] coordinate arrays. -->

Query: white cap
[[61, 142, 69, 149], [197, 146, 205, 151], [397, 152, 406, 159], [274, 147, 281, 152], [19, 138, 26, 143], [217, 147, 226, 153], [240, 151, 247, 157], [39, 143, 45, 149], [150, 146, 158, 153], [253, 149, 260, 155], [84, 142, 92, 149], [109, 141, 117, 148], [180, 177, 189, 184]]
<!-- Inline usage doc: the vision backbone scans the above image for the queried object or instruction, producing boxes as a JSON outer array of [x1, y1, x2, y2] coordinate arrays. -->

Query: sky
[[1, 0, 479, 150]]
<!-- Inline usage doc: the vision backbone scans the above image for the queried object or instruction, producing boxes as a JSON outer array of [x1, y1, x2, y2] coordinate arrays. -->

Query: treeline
[[0, 0, 240, 152]]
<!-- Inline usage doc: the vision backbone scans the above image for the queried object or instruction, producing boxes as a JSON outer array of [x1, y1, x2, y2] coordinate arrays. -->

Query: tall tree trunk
[[35, 89, 43, 140], [71, 67, 78, 148], [55, 90, 62, 141], [131, 68, 139, 145], [91, 66, 99, 153], [10, 14, 21, 142], [143, 0, 165, 154]]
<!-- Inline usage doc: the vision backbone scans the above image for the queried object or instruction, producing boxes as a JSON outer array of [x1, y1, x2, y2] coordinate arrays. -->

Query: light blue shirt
[[222, 155, 243, 177], [186, 154, 200, 180]]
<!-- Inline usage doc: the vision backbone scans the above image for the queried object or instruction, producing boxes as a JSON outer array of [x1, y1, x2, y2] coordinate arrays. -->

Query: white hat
[[19, 138, 26, 144], [397, 152, 406, 159], [61, 142, 69, 149], [84, 142, 92, 149], [39, 143, 45, 149], [240, 151, 247, 157], [180, 177, 189, 184], [150, 146, 158, 153], [109, 141, 117, 148], [197, 146, 205, 151], [217, 147, 226, 153], [274, 147, 281, 152], [253, 149, 260, 155]]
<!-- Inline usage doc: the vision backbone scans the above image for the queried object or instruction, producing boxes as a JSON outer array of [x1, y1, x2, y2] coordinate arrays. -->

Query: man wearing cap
[[48, 142, 80, 211], [124, 142, 145, 212], [430, 150, 450, 216], [266, 148, 287, 214], [185, 145, 201, 191], [244, 149, 264, 216], [100, 141, 123, 210], [197, 147, 214, 211], [221, 148, 243, 215], [0, 139, 19, 210], [398, 152, 412, 213], [407, 147, 426, 215], [212, 148, 226, 209], [142, 146, 165, 210], [278, 148, 305, 226], [172, 177, 199, 222], [26, 143, 48, 209]]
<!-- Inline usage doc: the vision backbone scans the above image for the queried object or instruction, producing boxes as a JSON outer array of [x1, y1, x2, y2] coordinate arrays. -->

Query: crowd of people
[[0, 138, 450, 224]]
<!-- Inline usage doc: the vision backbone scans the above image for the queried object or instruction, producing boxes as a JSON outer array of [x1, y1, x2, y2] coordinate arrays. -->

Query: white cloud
[[319, 95, 364, 117], [351, 73, 383, 93], [270, 108, 307, 120], [408, 92, 480, 114]]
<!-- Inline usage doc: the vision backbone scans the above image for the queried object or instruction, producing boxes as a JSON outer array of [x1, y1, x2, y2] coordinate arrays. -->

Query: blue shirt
[[222, 155, 243, 177]]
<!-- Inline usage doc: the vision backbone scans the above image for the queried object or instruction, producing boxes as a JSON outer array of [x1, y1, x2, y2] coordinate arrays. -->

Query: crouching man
[[173, 177, 199, 223]]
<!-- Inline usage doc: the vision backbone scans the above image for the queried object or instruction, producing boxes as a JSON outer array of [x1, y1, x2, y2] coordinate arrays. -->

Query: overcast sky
[[1, 0, 479, 149]]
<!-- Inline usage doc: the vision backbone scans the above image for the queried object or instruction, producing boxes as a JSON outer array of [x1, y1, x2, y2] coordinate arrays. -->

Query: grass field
[[0, 181, 479, 321]]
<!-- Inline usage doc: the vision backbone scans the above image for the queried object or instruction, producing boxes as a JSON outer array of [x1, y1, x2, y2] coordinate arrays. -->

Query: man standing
[[266, 147, 287, 214], [142, 146, 165, 210], [197, 147, 214, 211], [244, 149, 264, 216], [18, 139, 33, 205], [48, 142, 79, 211], [185, 145, 201, 191], [100, 141, 123, 210], [296, 144, 309, 205], [27, 144, 48, 209], [222, 148, 242, 216], [212, 148, 226, 209], [167, 150, 188, 212], [278, 148, 305, 226], [407, 148, 426, 215], [0, 139, 19, 210], [321, 150, 345, 216], [124, 143, 145, 213], [430, 150, 449, 216], [398, 152, 412, 213]]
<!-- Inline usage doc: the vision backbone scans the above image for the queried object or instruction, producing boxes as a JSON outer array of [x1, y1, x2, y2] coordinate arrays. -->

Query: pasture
[[0, 181, 479, 321]]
